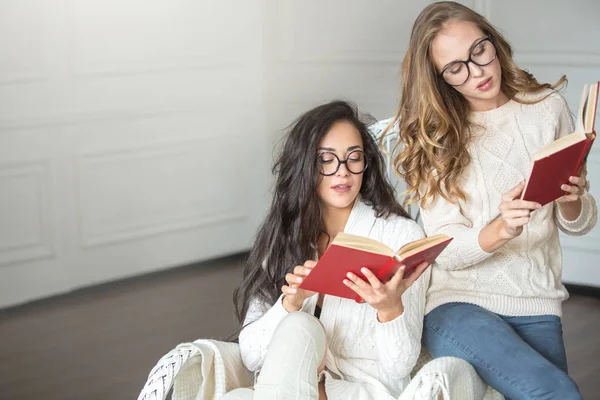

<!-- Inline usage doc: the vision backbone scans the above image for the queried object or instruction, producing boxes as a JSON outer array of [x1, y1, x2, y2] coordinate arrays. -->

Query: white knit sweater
[[238, 200, 430, 399], [421, 90, 598, 317]]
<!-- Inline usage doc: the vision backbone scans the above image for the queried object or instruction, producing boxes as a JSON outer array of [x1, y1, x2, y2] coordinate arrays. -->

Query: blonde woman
[[388, 2, 597, 399]]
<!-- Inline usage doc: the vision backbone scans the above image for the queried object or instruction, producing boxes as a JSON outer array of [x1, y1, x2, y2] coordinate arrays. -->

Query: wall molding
[[0, 0, 48, 85], [66, 0, 248, 78], [0, 160, 54, 266], [76, 138, 247, 248], [70, 59, 246, 79], [0, 105, 198, 131]]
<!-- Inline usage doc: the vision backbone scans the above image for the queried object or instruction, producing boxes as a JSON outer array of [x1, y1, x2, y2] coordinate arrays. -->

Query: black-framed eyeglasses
[[317, 149, 368, 176], [440, 36, 497, 87]]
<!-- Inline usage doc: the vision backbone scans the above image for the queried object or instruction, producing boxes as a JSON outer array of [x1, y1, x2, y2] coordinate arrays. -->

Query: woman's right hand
[[281, 260, 317, 312], [497, 181, 541, 239]]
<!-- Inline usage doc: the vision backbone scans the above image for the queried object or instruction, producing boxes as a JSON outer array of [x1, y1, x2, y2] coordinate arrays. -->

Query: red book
[[299, 233, 452, 301], [522, 82, 599, 205]]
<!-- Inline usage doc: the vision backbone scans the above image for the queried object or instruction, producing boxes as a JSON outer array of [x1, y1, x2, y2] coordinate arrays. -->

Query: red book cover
[[522, 82, 598, 206], [299, 235, 452, 301], [521, 136, 594, 206]]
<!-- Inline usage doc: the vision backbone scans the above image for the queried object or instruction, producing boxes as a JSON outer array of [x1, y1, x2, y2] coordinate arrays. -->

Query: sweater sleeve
[[239, 294, 315, 372], [556, 192, 598, 235], [238, 295, 290, 372], [372, 221, 430, 383], [419, 193, 494, 271], [549, 92, 599, 235]]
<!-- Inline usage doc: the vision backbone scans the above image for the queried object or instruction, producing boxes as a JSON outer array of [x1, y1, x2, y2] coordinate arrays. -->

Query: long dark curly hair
[[233, 100, 410, 325]]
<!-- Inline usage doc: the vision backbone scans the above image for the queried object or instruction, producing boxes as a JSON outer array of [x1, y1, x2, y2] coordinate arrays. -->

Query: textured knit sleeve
[[548, 92, 599, 235], [556, 192, 598, 235], [419, 193, 494, 271], [372, 220, 430, 385], [238, 295, 289, 372]]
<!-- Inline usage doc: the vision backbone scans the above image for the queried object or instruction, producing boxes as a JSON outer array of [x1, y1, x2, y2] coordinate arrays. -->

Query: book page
[[531, 131, 587, 161], [332, 233, 394, 256], [585, 83, 598, 133], [396, 234, 450, 259], [576, 84, 588, 133]]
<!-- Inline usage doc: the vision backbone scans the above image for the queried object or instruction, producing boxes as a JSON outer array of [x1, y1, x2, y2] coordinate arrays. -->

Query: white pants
[[221, 312, 488, 400], [222, 312, 327, 400]]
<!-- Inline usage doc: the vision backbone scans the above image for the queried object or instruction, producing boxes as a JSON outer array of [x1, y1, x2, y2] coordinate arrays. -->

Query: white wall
[[0, 0, 270, 308], [1, 0, 598, 308], [483, 0, 600, 285]]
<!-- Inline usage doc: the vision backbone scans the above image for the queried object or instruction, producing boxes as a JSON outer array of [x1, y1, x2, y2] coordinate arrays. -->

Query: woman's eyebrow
[[441, 36, 487, 71], [317, 145, 362, 151]]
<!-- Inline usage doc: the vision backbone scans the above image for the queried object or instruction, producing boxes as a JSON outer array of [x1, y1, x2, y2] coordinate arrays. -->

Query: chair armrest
[[137, 340, 253, 400]]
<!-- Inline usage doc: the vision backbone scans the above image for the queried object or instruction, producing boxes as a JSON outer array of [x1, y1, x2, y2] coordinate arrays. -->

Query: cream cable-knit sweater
[[238, 200, 430, 399], [421, 90, 598, 317]]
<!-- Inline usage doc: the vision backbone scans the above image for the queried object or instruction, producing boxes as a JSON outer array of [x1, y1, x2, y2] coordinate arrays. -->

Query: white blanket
[[138, 339, 502, 400]]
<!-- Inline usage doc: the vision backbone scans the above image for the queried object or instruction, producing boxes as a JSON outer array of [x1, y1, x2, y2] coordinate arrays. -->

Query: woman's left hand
[[557, 164, 590, 203], [342, 262, 429, 323]]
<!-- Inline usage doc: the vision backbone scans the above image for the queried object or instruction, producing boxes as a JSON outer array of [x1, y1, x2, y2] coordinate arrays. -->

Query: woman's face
[[316, 121, 365, 211], [431, 19, 504, 111]]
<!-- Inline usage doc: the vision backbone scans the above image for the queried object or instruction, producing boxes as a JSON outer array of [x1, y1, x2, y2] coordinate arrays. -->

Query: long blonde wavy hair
[[387, 1, 565, 206]]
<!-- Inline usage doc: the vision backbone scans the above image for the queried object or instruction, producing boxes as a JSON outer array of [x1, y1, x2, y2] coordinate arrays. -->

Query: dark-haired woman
[[222, 101, 478, 400]]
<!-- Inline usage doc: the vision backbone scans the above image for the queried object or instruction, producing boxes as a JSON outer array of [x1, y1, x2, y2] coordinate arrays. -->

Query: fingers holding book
[[285, 262, 315, 284], [391, 260, 430, 289], [557, 170, 589, 203], [342, 261, 429, 323], [282, 260, 317, 312], [498, 181, 542, 239]]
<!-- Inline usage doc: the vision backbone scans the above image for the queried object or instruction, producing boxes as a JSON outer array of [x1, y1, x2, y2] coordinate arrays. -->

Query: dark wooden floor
[[1, 254, 599, 400]]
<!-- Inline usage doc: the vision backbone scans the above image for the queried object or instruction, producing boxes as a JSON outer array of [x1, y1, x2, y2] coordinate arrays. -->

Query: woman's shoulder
[[514, 88, 571, 130], [518, 88, 569, 112]]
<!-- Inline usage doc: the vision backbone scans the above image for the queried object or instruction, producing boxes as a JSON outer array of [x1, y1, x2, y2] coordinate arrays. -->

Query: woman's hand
[[497, 181, 541, 239], [342, 261, 429, 322], [557, 164, 589, 203], [281, 260, 317, 312], [556, 165, 589, 221]]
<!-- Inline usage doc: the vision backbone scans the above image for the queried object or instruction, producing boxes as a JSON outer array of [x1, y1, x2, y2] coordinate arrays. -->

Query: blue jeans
[[423, 302, 582, 400]]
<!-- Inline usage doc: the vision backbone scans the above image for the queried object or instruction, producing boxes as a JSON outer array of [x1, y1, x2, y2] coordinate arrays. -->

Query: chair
[[137, 338, 503, 400]]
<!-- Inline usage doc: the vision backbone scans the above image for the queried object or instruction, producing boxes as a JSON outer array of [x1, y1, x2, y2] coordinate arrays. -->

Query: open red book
[[299, 232, 452, 301], [521, 82, 598, 205]]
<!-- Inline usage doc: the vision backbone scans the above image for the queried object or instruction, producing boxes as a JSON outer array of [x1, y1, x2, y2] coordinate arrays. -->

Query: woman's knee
[[278, 311, 325, 336], [273, 312, 326, 354], [277, 312, 327, 370]]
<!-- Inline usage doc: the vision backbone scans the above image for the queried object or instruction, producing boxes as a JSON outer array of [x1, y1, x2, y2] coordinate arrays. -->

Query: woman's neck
[[469, 91, 510, 112], [321, 203, 353, 238]]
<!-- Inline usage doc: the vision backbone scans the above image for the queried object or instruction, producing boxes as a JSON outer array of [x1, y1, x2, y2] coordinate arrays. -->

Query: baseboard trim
[[4, 260, 597, 314], [1, 251, 249, 314], [565, 283, 600, 300]]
